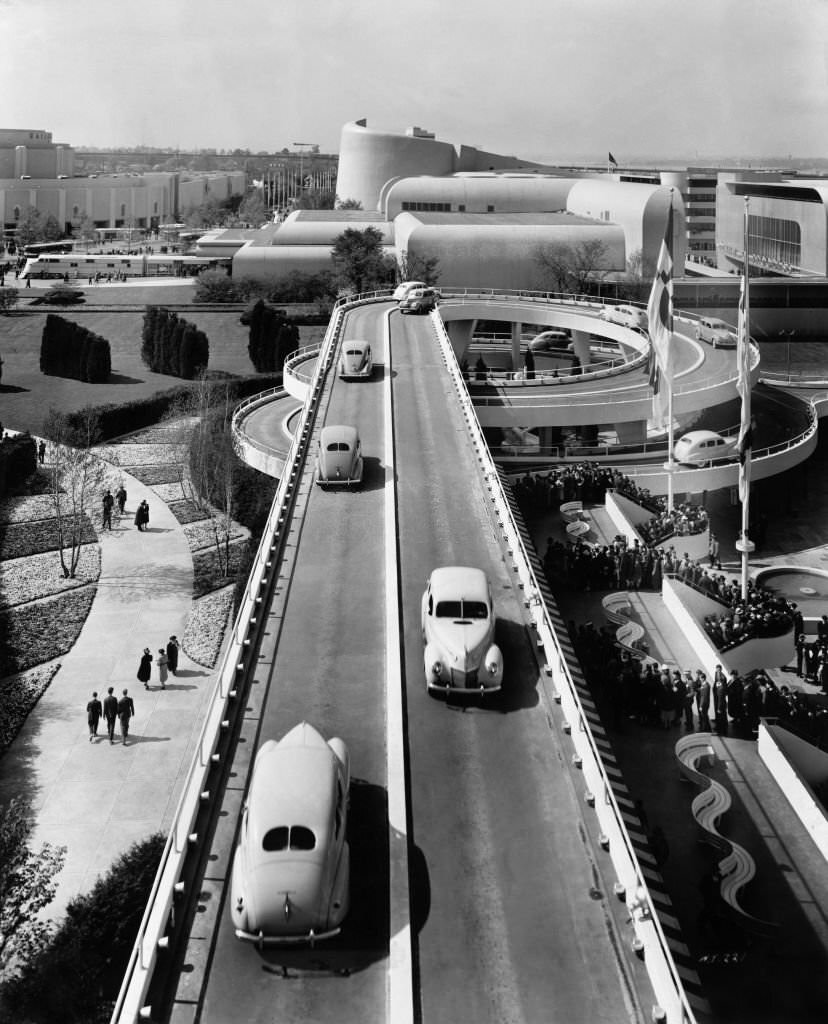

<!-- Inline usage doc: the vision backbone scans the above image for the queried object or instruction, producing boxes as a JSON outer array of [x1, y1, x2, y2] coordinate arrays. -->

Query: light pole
[[292, 143, 317, 207]]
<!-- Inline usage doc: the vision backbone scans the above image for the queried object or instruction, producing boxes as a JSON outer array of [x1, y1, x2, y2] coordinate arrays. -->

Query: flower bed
[[98, 443, 187, 467], [0, 663, 61, 755], [167, 500, 211, 526], [127, 464, 184, 486], [0, 494, 60, 525], [151, 482, 192, 504], [183, 519, 246, 552], [0, 516, 97, 560], [183, 585, 235, 668], [0, 544, 100, 609], [0, 587, 96, 677], [192, 539, 250, 599]]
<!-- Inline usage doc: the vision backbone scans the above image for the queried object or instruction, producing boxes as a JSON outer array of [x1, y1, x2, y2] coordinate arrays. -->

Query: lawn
[[0, 285, 325, 435]]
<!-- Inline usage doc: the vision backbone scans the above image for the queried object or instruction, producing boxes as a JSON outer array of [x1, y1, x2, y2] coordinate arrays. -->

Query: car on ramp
[[230, 722, 350, 947], [316, 424, 363, 488], [673, 429, 738, 467], [339, 340, 373, 380], [421, 566, 503, 695]]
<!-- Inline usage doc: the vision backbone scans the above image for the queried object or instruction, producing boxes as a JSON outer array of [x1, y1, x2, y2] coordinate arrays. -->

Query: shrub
[[39, 316, 111, 382], [0, 434, 37, 498], [0, 834, 165, 1022]]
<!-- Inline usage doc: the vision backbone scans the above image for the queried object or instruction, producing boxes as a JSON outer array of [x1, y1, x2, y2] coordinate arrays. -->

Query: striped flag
[[647, 206, 674, 431], [736, 253, 752, 502]]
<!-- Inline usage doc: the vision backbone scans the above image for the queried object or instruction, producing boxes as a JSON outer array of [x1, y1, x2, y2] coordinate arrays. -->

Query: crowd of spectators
[[569, 620, 828, 747]]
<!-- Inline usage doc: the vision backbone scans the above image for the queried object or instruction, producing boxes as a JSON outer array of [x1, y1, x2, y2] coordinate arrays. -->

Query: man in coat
[[117, 688, 135, 746], [166, 635, 180, 676], [103, 686, 119, 744], [712, 665, 728, 735], [86, 691, 102, 741]]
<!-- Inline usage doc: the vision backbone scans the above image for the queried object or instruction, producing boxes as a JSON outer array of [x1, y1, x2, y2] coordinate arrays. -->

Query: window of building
[[487, 205, 494, 213], [458, 204, 465, 212], [120, 204, 126, 218], [13, 206, 20, 220], [748, 214, 801, 268]]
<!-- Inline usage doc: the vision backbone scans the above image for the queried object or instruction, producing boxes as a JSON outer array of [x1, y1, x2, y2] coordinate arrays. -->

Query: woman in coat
[[156, 648, 169, 689], [137, 647, 153, 689]]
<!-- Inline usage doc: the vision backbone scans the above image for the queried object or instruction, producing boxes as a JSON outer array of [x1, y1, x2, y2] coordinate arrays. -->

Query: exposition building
[[227, 119, 686, 289], [0, 128, 245, 241]]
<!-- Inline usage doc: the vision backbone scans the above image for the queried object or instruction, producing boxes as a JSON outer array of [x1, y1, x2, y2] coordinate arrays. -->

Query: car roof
[[248, 724, 339, 841], [676, 430, 727, 444], [343, 339, 369, 351], [320, 424, 359, 445], [428, 566, 490, 602]]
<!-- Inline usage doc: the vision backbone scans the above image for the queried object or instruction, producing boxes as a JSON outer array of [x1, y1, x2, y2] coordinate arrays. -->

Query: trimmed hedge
[[56, 374, 282, 442], [40, 314, 111, 382], [141, 306, 209, 379], [0, 433, 37, 498]]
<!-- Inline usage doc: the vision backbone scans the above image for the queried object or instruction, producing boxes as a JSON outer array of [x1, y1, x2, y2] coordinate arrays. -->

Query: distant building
[[230, 120, 686, 289], [0, 127, 245, 240]]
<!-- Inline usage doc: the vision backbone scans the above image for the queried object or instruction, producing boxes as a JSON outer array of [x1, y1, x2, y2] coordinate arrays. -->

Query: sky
[[2, 0, 827, 162]]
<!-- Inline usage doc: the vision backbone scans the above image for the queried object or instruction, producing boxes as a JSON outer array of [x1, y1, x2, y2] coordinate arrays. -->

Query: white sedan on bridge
[[316, 425, 364, 488], [230, 722, 350, 946], [339, 340, 373, 380], [421, 566, 503, 695]]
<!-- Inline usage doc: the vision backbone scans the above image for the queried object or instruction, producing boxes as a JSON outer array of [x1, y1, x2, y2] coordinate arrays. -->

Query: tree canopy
[[331, 226, 395, 295], [533, 239, 610, 296]]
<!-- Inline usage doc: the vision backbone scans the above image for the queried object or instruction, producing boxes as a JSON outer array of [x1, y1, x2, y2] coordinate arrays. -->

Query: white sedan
[[673, 429, 738, 467], [316, 425, 363, 488], [230, 722, 350, 946], [421, 566, 503, 695], [339, 340, 373, 380]]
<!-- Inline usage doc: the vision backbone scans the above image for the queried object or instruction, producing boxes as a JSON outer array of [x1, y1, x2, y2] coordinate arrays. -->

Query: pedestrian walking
[[86, 691, 102, 741], [102, 489, 114, 530], [156, 648, 169, 689], [137, 647, 153, 689], [117, 688, 135, 745], [134, 500, 149, 531], [103, 686, 119, 744], [116, 484, 127, 515], [166, 635, 180, 676], [38, 440, 46, 464]]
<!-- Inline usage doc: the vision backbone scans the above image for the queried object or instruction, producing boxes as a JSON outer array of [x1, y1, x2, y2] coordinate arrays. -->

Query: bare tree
[[0, 797, 66, 981], [533, 239, 610, 296], [42, 407, 108, 579], [396, 250, 441, 286]]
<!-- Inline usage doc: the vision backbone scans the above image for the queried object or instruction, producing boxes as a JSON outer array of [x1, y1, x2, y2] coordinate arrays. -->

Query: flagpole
[[666, 192, 674, 513], [735, 198, 754, 600]]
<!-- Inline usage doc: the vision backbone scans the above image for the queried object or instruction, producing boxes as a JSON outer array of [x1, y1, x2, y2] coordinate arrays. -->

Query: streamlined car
[[316, 425, 363, 487], [421, 566, 503, 694], [398, 287, 439, 315], [231, 722, 350, 947], [673, 429, 738, 467], [598, 304, 648, 331], [528, 329, 569, 352], [339, 340, 373, 380], [695, 316, 737, 348], [392, 279, 426, 300]]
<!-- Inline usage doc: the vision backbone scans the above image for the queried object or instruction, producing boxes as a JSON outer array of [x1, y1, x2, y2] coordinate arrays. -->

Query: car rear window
[[263, 826, 317, 852], [435, 600, 489, 619], [326, 442, 351, 452]]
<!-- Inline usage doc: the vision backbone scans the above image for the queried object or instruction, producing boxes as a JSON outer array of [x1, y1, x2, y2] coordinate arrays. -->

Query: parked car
[[398, 287, 439, 315], [393, 279, 426, 300], [230, 722, 350, 946], [421, 566, 503, 694], [598, 304, 648, 331], [695, 316, 737, 348], [339, 340, 373, 380], [673, 429, 738, 467], [316, 425, 363, 487]]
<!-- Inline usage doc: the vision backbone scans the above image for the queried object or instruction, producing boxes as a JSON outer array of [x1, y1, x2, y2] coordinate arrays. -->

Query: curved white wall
[[335, 120, 457, 212], [383, 174, 575, 219]]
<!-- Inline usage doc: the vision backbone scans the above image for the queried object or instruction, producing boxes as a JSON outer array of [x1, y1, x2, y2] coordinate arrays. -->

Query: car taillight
[[432, 661, 443, 677]]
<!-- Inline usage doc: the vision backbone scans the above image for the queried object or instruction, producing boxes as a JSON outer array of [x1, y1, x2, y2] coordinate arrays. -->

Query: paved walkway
[[0, 467, 219, 919]]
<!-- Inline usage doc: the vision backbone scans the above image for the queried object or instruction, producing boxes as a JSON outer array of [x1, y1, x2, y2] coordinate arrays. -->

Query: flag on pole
[[647, 204, 674, 431], [736, 245, 752, 502], [608, 152, 618, 168]]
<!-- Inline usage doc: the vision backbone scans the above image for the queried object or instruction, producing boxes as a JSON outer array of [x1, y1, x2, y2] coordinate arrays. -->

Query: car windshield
[[262, 825, 317, 852], [435, 599, 489, 620]]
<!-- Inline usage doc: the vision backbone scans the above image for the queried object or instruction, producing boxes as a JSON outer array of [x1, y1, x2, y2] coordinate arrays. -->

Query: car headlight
[[432, 660, 443, 677], [487, 660, 499, 675]]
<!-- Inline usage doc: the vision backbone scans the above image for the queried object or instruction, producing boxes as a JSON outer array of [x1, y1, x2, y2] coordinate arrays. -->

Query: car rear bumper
[[234, 925, 341, 947]]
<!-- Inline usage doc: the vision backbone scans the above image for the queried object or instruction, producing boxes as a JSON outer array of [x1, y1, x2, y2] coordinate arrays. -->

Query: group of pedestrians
[[85, 687, 135, 745], [101, 485, 128, 530], [136, 636, 180, 690], [83, 638, 180, 744]]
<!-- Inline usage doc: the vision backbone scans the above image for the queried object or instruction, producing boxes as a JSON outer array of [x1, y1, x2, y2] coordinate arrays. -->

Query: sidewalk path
[[0, 468, 218, 919]]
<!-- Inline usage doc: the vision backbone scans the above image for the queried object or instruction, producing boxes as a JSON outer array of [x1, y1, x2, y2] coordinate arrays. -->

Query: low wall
[[606, 490, 709, 560], [758, 723, 828, 863]]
